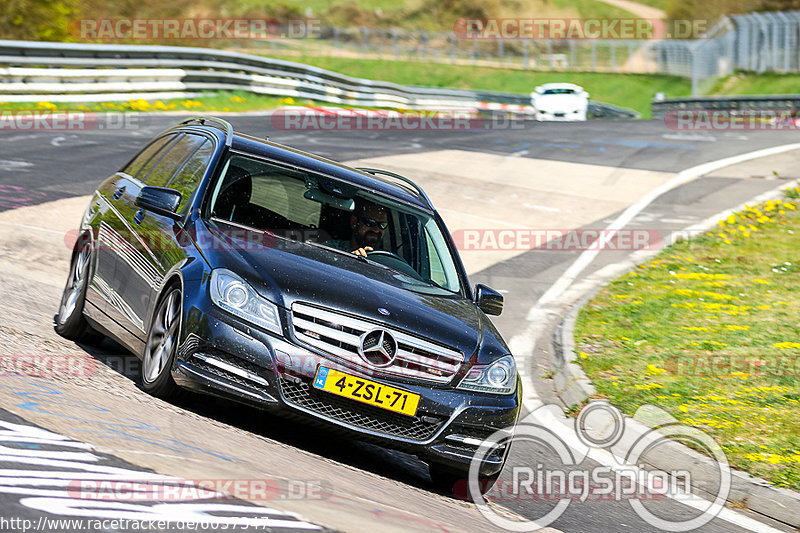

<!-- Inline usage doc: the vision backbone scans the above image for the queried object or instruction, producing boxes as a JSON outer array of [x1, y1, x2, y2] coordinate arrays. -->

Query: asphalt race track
[[0, 114, 797, 532]]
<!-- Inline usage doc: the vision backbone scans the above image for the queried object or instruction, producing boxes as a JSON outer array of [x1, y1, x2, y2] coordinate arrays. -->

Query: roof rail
[[356, 167, 434, 209], [180, 116, 234, 146]]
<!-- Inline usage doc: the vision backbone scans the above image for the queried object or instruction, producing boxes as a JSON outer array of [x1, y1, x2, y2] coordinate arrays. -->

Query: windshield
[[206, 153, 463, 294], [543, 88, 577, 95]]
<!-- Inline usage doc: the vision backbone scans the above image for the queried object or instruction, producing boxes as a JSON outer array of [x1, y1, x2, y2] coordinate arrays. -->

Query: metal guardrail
[[0, 39, 489, 109], [0, 39, 638, 119], [651, 95, 800, 118]]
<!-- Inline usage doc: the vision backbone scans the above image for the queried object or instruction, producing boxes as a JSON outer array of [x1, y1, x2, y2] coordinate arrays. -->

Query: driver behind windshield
[[324, 199, 389, 257]]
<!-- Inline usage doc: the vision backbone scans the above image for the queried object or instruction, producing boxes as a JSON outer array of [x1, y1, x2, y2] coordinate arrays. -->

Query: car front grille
[[290, 302, 463, 383], [279, 377, 444, 442]]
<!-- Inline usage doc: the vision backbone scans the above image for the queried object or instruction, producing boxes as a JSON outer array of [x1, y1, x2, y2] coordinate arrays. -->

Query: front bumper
[[172, 294, 521, 476], [536, 109, 586, 121]]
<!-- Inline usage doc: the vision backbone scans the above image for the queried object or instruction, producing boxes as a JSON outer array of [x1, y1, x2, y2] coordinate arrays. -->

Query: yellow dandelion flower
[[773, 342, 800, 349]]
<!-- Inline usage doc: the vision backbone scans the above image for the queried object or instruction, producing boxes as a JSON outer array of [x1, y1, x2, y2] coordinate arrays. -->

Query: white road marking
[[0, 160, 33, 172], [662, 133, 716, 142], [530, 142, 800, 311], [436, 207, 530, 228], [523, 203, 561, 212], [0, 220, 65, 235], [0, 420, 322, 529], [0, 134, 44, 143]]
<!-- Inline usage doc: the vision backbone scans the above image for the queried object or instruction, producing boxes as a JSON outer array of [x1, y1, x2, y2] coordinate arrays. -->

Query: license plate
[[312, 366, 420, 417]]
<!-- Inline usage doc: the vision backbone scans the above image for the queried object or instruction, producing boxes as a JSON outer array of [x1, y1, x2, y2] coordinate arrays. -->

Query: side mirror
[[135, 186, 182, 220], [583, 91, 590, 99], [475, 284, 503, 316]]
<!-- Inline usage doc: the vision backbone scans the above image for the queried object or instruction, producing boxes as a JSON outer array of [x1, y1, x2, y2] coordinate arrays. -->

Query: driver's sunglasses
[[359, 216, 389, 230]]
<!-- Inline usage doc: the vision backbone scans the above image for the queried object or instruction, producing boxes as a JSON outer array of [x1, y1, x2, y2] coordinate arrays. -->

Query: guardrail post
[[547, 40, 553, 68], [610, 41, 616, 71], [627, 41, 633, 73], [591, 40, 597, 70], [392, 29, 399, 60], [523, 39, 529, 68], [569, 40, 576, 69]]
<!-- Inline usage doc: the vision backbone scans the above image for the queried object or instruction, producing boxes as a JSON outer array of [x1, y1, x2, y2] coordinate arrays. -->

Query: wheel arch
[[143, 268, 185, 346]]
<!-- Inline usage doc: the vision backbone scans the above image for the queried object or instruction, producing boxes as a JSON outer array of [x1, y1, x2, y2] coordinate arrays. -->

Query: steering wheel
[[366, 250, 406, 262], [366, 250, 423, 280]]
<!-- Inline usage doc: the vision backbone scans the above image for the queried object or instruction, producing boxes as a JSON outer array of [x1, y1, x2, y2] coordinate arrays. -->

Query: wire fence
[[244, 29, 654, 73], [234, 11, 800, 96]]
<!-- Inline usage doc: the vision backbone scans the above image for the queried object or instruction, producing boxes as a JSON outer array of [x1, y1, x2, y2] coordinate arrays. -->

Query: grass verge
[[261, 54, 692, 118], [711, 72, 800, 97], [0, 91, 288, 114], [575, 187, 800, 490]]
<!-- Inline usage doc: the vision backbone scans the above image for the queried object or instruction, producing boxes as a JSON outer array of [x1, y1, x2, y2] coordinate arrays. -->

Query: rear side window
[[143, 134, 208, 188], [166, 140, 214, 212], [121, 135, 176, 178]]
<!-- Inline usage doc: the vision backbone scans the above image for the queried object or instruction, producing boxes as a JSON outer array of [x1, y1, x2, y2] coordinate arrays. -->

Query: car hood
[[536, 94, 586, 111], [195, 220, 491, 357]]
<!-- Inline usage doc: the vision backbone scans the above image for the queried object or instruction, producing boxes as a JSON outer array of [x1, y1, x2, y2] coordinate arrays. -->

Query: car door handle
[[112, 186, 126, 200], [134, 209, 145, 225]]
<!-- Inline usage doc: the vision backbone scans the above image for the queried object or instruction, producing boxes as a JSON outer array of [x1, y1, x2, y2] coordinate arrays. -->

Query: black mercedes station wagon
[[56, 117, 520, 490]]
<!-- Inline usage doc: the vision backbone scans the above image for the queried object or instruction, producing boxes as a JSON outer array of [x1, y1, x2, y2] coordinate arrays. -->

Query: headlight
[[457, 355, 517, 394], [209, 269, 282, 335]]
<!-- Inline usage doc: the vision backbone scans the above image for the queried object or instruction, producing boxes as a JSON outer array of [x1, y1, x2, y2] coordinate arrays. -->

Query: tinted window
[[143, 134, 208, 188], [208, 154, 462, 294], [166, 140, 214, 212], [121, 135, 176, 178]]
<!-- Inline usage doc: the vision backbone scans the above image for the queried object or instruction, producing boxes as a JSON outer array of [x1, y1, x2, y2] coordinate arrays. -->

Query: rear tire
[[140, 286, 183, 400], [55, 239, 103, 344]]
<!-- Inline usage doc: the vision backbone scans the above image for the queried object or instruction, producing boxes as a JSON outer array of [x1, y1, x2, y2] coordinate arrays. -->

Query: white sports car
[[530, 83, 589, 121]]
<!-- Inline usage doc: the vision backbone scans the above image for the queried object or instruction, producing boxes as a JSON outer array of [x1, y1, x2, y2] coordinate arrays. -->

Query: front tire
[[55, 239, 103, 344], [141, 286, 183, 400]]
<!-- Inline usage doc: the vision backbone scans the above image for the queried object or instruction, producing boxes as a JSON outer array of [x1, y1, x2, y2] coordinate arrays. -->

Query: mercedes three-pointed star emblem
[[358, 328, 398, 367]]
